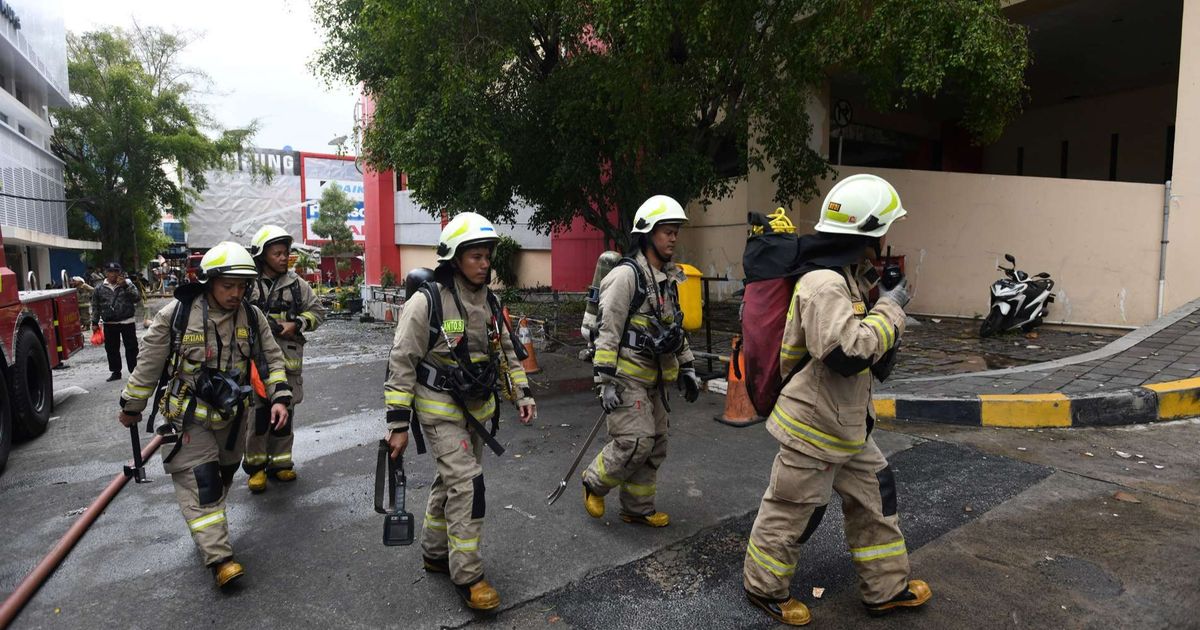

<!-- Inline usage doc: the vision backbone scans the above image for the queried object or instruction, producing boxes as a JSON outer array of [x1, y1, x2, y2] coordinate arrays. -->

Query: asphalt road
[[1, 318, 1197, 629]]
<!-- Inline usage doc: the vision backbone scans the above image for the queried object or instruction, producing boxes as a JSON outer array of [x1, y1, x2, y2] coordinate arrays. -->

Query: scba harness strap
[[405, 281, 516, 457], [146, 290, 274, 463], [615, 258, 685, 356], [254, 275, 305, 339]]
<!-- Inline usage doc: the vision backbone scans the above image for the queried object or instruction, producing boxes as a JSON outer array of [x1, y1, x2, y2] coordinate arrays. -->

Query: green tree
[[313, 0, 1029, 249], [52, 24, 263, 269], [311, 183, 363, 286]]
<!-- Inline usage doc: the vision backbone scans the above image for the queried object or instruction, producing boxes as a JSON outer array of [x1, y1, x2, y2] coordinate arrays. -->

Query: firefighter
[[580, 195, 702, 528], [742, 174, 930, 625], [384, 212, 536, 612], [242, 225, 326, 491], [117, 241, 292, 588]]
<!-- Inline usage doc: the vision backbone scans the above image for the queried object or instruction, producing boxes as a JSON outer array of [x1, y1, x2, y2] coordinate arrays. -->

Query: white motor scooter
[[979, 254, 1055, 338]]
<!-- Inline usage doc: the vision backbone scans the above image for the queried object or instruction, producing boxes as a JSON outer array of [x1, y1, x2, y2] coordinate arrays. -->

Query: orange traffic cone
[[714, 336, 763, 427], [517, 316, 541, 375]]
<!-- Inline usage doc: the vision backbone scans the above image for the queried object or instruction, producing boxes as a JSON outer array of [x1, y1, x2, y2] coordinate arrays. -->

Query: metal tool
[[546, 409, 607, 506], [375, 440, 414, 546], [122, 424, 150, 483]]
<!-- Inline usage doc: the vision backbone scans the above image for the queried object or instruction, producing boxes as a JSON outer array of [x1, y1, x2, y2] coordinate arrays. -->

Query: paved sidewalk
[[876, 299, 1200, 427]]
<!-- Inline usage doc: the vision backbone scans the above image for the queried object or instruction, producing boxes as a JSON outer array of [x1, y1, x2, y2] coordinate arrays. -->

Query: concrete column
[[33, 246, 51, 289], [1166, 0, 1200, 312], [360, 93, 402, 286]]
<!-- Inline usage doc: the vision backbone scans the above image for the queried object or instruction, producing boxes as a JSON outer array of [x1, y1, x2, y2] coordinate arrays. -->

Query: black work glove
[[678, 363, 701, 403]]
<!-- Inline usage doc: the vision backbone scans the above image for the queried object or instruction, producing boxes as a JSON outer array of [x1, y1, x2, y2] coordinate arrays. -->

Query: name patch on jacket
[[852, 301, 867, 315], [443, 319, 465, 334], [181, 333, 205, 345], [236, 327, 250, 339]]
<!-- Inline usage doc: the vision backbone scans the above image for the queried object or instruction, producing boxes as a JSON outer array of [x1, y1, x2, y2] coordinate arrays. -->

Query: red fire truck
[[0, 227, 84, 472]]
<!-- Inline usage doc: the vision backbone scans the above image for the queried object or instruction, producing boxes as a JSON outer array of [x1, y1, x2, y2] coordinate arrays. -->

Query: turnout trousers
[[420, 417, 487, 586], [244, 373, 303, 474], [743, 438, 910, 604], [581, 379, 669, 516], [163, 411, 246, 566]]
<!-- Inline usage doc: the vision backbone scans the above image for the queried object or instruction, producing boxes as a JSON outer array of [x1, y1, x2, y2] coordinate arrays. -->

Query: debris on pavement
[[1113, 491, 1141, 504], [812, 587, 825, 599], [504, 504, 537, 520], [1115, 451, 1132, 459]]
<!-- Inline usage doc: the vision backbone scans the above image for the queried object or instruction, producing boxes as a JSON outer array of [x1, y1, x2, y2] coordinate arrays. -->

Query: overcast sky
[[61, 0, 359, 155]]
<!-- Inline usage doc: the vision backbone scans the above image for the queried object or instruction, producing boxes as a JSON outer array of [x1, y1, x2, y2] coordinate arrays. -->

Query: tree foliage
[[313, 0, 1028, 248], [52, 24, 261, 269], [311, 183, 363, 284], [491, 235, 522, 288]]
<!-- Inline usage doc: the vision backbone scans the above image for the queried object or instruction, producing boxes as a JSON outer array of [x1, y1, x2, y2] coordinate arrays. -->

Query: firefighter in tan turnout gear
[[384, 212, 536, 612], [243, 225, 325, 491], [742, 174, 931, 625], [581, 195, 702, 527], [117, 242, 292, 588]]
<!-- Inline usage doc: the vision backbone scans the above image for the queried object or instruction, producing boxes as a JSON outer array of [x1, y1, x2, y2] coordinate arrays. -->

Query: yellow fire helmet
[[248, 224, 293, 258], [199, 241, 259, 281], [437, 212, 499, 262]]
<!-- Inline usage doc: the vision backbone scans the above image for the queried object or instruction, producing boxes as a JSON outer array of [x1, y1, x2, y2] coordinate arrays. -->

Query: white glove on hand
[[880, 277, 911, 308]]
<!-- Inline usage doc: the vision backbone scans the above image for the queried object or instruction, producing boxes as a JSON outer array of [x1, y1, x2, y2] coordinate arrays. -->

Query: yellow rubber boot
[[213, 559, 244, 589], [247, 470, 267, 493], [745, 591, 811, 626], [583, 484, 605, 519], [865, 579, 932, 616], [457, 578, 501, 611], [620, 511, 670, 527], [273, 469, 298, 482]]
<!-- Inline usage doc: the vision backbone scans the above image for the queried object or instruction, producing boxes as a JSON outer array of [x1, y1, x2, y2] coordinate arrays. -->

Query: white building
[[0, 0, 98, 289]]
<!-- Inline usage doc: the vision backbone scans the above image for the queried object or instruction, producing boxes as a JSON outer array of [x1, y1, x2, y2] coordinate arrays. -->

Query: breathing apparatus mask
[[194, 365, 253, 419], [642, 316, 685, 355]]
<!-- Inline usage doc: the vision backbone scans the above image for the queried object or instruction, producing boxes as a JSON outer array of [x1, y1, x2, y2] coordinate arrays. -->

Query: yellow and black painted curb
[[875, 377, 1200, 428]]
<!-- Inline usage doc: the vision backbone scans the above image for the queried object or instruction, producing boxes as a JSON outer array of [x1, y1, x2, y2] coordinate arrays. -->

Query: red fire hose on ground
[[0, 435, 163, 628]]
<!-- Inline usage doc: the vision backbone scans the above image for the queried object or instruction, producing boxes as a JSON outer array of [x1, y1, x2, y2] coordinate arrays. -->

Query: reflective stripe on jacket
[[121, 297, 290, 416], [767, 264, 905, 463], [383, 275, 527, 433], [592, 251, 694, 387], [249, 271, 325, 375]]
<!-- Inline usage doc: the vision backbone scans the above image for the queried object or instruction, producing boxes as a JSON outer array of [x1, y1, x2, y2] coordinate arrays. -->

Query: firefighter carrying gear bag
[[739, 175, 930, 627]]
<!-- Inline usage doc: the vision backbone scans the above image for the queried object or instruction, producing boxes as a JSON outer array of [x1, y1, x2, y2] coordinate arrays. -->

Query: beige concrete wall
[[394, 244, 552, 289], [681, 166, 1166, 327], [515, 250, 553, 288], [397, 244, 440, 276], [982, 83, 1177, 184], [1166, 0, 1200, 314]]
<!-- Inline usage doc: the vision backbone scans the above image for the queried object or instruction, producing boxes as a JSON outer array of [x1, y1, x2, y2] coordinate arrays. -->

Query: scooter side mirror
[[1004, 254, 1016, 264], [1036, 272, 1050, 278]]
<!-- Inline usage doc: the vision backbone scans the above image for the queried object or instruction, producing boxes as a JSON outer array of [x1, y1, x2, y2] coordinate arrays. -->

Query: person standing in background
[[92, 261, 141, 382]]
